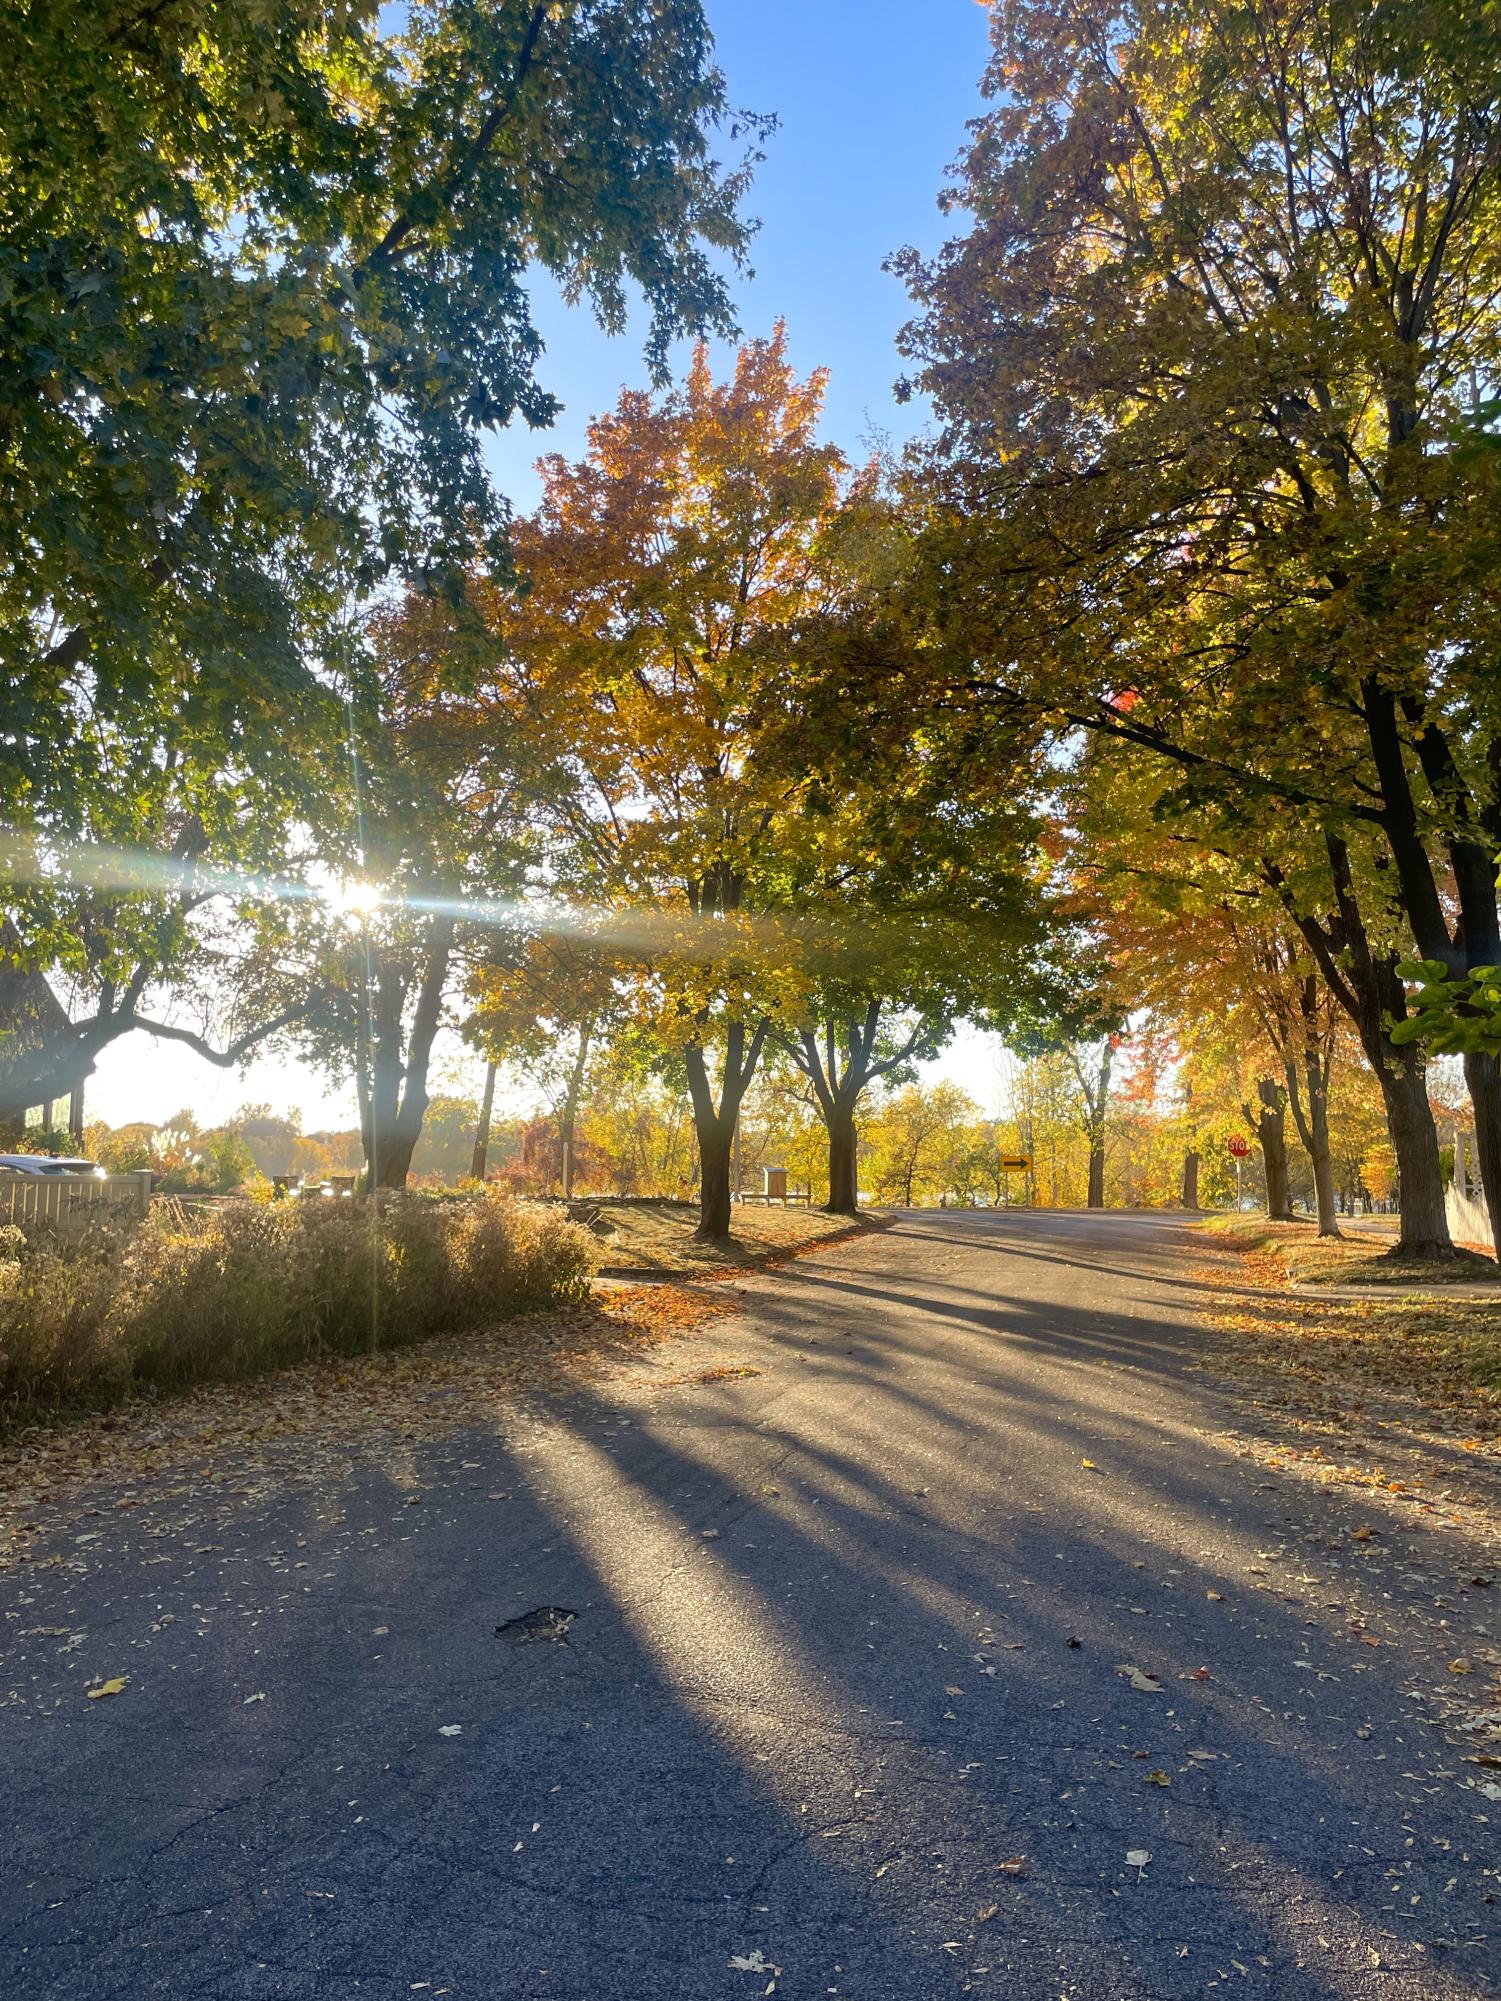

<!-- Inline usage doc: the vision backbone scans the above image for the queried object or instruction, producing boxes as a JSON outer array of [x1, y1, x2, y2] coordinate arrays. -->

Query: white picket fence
[[0, 1170, 152, 1236], [1448, 1129, 1492, 1248]]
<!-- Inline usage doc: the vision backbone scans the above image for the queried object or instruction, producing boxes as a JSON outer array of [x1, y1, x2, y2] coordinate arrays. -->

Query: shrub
[[0, 1192, 598, 1421]]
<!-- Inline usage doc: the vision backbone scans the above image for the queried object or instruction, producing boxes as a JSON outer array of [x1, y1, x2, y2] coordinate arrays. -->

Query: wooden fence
[[0, 1170, 152, 1236]]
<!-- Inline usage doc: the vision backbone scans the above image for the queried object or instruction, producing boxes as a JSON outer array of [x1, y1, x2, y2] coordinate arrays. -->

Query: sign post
[[998, 1155, 1031, 1208], [1227, 1132, 1250, 1210]]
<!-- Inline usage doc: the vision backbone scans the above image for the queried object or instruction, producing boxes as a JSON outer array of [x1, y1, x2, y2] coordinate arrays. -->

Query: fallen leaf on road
[[1125, 1849, 1151, 1870], [997, 1857, 1027, 1876], [1116, 1664, 1163, 1692], [729, 1951, 774, 1973], [1145, 1770, 1171, 1786], [1206, 1590, 1224, 1602], [85, 1677, 127, 1699], [243, 1691, 266, 1704], [1448, 1659, 1474, 1674], [977, 1903, 998, 1922], [438, 1724, 463, 1737], [1081, 1459, 1099, 1471]]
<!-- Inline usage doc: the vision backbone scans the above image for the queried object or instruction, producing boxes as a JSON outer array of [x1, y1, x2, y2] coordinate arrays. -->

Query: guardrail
[[0, 1170, 152, 1235]]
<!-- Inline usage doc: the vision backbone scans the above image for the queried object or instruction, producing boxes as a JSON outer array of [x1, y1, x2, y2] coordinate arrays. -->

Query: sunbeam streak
[[0, 828, 1006, 965]]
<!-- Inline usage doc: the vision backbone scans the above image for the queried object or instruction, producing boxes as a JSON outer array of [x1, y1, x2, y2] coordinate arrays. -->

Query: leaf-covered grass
[[1198, 1216, 1497, 1287], [0, 1192, 597, 1425], [1198, 1221, 1501, 1421], [592, 1198, 890, 1274]]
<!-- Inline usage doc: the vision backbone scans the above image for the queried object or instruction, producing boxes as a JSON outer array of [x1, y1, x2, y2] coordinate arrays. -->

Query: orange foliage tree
[[468, 329, 884, 1237]]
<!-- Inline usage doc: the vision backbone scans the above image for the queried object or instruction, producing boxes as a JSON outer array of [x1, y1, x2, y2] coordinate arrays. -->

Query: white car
[[0, 1154, 107, 1179]]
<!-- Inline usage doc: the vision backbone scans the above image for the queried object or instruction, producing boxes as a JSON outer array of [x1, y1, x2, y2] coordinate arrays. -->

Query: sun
[[334, 878, 383, 918]]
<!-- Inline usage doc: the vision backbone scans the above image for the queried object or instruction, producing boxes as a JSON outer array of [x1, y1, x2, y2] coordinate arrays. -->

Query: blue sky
[[485, 0, 991, 511], [88, 0, 1001, 1131]]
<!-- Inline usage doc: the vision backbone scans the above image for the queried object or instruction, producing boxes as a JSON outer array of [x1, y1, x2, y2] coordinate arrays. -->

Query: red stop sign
[[1227, 1134, 1250, 1158]]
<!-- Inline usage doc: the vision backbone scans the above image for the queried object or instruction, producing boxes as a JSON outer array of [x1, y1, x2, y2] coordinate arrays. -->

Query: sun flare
[[334, 879, 383, 918]]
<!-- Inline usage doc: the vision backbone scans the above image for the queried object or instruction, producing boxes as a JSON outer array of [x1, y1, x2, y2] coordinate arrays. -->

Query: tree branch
[[359, 3, 550, 278], [131, 1003, 312, 1067]]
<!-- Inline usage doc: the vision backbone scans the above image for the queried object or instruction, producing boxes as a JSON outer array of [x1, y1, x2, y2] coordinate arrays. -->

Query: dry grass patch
[[1, 1279, 734, 1569], [0, 1192, 597, 1423], [593, 1198, 890, 1275]]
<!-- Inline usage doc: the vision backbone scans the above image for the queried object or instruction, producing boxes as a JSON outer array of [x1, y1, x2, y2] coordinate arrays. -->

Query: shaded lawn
[[1198, 1213, 1497, 1287], [590, 1197, 890, 1274], [1198, 1218, 1501, 1421]]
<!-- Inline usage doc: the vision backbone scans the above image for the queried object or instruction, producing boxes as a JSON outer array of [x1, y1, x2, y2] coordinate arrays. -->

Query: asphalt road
[[3, 1209, 1499, 2001]]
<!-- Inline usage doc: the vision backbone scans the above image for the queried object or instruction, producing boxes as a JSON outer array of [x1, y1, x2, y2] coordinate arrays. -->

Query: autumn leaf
[[728, 1951, 775, 1974], [85, 1677, 127, 1700], [1115, 1663, 1163, 1692]]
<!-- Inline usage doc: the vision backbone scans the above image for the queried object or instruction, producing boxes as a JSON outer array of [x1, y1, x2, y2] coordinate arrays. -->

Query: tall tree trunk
[[1376, 1054, 1451, 1255], [371, 1125, 421, 1189], [360, 916, 455, 1192], [825, 1100, 859, 1216], [1282, 1051, 1339, 1238], [1306, 1063, 1338, 1239], [1255, 1079, 1292, 1220], [469, 1058, 497, 1183], [559, 1026, 592, 1201], [683, 1021, 767, 1241], [1462, 1051, 1501, 1260], [1068, 1038, 1113, 1209], [791, 1004, 918, 1222], [697, 1121, 734, 1240], [1356, 691, 1501, 1247], [1181, 1148, 1200, 1210], [1275, 837, 1453, 1258]]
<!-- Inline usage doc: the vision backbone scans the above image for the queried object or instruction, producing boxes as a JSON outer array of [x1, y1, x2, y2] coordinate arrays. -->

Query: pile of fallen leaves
[[0, 1280, 734, 1571]]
